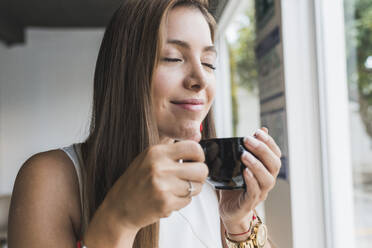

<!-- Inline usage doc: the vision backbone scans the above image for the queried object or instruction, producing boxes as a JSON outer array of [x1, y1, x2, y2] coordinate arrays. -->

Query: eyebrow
[[167, 39, 217, 55]]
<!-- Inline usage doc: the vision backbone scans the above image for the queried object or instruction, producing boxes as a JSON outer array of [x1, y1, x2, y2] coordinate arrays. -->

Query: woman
[[8, 0, 282, 247]]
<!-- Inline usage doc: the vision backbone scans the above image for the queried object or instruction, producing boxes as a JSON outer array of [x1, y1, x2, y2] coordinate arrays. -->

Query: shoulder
[[17, 149, 77, 184], [8, 149, 82, 245], [18, 149, 65, 171], [14, 149, 80, 207]]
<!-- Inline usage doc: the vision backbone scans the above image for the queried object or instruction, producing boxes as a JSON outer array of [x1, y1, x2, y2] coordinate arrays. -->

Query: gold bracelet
[[225, 230, 255, 248]]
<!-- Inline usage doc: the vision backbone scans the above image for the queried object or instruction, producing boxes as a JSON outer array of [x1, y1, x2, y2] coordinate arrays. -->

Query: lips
[[171, 99, 205, 105], [170, 99, 205, 111]]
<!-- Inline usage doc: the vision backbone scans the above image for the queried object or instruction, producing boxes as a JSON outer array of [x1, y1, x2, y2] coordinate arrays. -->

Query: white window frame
[[313, 0, 355, 247], [281, 0, 355, 247]]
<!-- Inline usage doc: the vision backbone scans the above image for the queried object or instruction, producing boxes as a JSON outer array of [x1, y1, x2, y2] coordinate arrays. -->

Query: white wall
[[0, 28, 104, 195]]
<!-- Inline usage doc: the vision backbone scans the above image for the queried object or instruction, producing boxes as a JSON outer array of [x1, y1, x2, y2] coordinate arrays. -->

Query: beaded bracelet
[[77, 240, 87, 248]]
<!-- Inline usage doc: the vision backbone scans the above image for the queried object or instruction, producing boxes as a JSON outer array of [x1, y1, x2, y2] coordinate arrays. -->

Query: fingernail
[[245, 167, 253, 177], [255, 129, 268, 141], [244, 136, 259, 148]]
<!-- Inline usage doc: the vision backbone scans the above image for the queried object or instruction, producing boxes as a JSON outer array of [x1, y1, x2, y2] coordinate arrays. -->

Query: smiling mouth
[[170, 99, 205, 112]]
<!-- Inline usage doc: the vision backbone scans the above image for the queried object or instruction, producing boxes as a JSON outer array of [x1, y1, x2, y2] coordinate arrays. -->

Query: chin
[[181, 130, 202, 142], [160, 122, 202, 142]]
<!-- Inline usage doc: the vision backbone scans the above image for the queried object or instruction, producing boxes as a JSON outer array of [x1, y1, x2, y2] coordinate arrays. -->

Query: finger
[[241, 167, 260, 211], [241, 151, 275, 193], [171, 178, 203, 198], [174, 162, 209, 183], [243, 136, 281, 176], [261, 127, 269, 134], [254, 129, 282, 158], [167, 140, 205, 162]]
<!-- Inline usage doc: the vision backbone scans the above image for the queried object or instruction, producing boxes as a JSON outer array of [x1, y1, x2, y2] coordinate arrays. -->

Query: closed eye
[[163, 58, 182, 62], [163, 58, 216, 70], [202, 63, 216, 70]]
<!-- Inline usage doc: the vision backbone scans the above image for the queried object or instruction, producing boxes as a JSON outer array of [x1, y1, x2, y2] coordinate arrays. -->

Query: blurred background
[[0, 0, 371, 247]]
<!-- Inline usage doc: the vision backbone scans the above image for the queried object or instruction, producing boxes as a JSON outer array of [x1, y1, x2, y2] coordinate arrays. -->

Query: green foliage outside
[[345, 0, 372, 138], [227, 7, 258, 135], [228, 7, 258, 93]]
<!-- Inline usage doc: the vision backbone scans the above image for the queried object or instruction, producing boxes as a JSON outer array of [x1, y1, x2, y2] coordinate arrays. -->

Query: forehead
[[163, 6, 213, 46]]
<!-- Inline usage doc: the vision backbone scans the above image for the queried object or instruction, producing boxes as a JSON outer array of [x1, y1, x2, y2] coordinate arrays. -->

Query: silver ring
[[187, 180, 195, 197], [179, 159, 194, 197]]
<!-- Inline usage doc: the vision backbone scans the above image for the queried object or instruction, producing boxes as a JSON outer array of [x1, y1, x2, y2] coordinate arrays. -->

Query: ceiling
[[0, 0, 227, 46]]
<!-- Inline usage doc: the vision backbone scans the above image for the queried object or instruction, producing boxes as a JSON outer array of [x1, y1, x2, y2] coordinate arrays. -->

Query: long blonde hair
[[80, 0, 216, 247]]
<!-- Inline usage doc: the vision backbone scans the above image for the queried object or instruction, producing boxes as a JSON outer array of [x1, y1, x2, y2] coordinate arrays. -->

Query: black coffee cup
[[199, 137, 247, 190]]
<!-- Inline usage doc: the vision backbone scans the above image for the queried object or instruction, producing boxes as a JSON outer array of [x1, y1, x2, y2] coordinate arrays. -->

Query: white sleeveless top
[[61, 144, 222, 248]]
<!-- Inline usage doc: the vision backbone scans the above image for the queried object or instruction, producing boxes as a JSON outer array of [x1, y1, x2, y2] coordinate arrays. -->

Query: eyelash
[[163, 58, 216, 70]]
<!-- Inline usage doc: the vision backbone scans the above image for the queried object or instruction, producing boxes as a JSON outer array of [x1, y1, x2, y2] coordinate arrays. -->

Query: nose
[[183, 61, 208, 92]]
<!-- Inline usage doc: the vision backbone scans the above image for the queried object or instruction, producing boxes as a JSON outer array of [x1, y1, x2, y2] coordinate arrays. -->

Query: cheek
[[206, 76, 216, 105], [152, 67, 180, 101], [153, 73, 167, 98]]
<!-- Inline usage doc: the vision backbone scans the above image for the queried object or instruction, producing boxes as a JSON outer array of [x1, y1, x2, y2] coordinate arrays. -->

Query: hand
[[219, 127, 282, 233], [103, 140, 208, 231]]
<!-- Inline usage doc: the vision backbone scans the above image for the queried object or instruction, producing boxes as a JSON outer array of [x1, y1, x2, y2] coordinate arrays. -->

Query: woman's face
[[152, 6, 216, 142]]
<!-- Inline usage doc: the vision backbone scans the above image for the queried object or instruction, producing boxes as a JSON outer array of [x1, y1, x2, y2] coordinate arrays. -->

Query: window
[[344, 0, 372, 247]]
